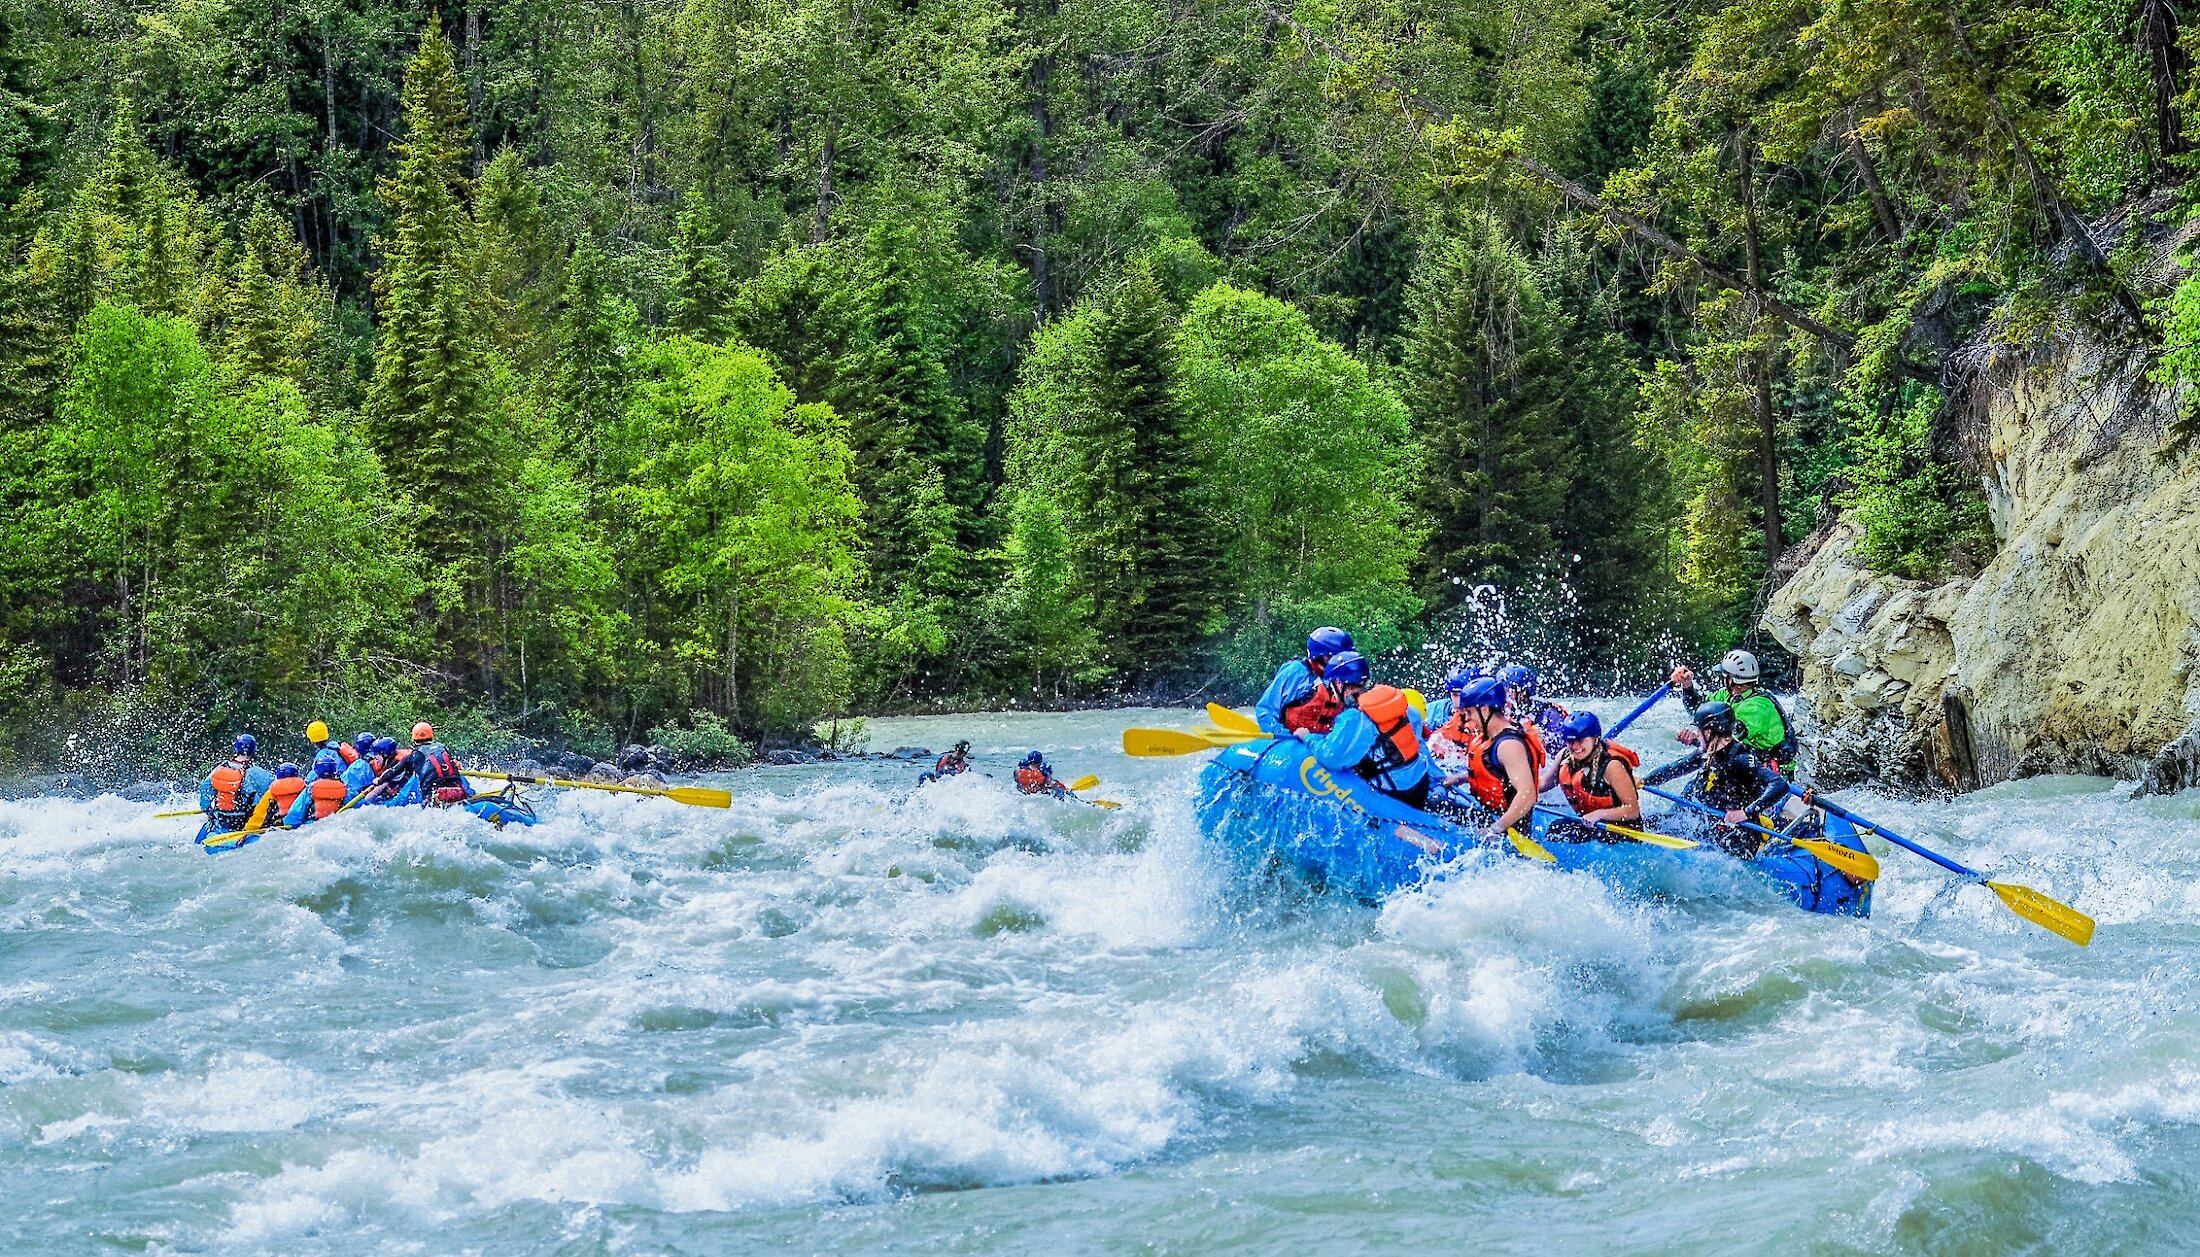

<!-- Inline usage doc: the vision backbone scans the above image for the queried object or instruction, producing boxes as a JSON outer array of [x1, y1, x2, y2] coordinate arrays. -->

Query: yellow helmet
[[305, 720, 330, 743]]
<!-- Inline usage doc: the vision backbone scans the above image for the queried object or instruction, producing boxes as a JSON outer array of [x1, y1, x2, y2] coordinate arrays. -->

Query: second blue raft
[[1195, 738, 1871, 917]]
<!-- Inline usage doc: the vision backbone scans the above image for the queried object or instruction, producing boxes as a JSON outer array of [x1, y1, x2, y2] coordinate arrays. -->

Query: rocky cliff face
[[1765, 337, 2200, 794]]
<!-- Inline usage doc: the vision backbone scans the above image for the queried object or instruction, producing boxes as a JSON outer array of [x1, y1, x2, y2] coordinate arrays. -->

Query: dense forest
[[0, 0, 2190, 766]]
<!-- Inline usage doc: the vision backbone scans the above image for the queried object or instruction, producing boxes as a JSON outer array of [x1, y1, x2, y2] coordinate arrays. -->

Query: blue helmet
[[1459, 678, 1509, 711], [372, 737, 398, 757], [313, 751, 344, 778], [1560, 711, 1603, 742], [274, 761, 301, 780], [1325, 650, 1371, 687], [1306, 627, 1354, 661], [354, 731, 377, 754], [1444, 664, 1485, 694], [1021, 750, 1046, 767], [1498, 664, 1538, 697], [233, 733, 258, 757]]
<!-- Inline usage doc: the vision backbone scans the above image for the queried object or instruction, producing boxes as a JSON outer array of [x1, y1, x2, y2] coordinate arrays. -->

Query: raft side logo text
[[1299, 759, 1364, 812]]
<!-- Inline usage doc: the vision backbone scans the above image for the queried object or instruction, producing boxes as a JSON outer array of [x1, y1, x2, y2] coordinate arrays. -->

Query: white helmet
[[1718, 649, 1760, 683]]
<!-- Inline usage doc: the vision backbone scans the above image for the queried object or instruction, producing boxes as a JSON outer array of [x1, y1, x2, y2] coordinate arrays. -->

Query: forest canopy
[[0, 0, 2188, 765]]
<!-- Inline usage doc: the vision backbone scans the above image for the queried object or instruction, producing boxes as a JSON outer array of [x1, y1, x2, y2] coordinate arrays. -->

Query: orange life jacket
[[1281, 684, 1346, 735], [1557, 740, 1640, 815], [1427, 708, 1482, 763], [308, 776, 349, 819], [1353, 686, 1422, 788], [208, 758, 253, 817], [336, 742, 360, 765], [1014, 765, 1054, 795], [1466, 725, 1546, 812], [264, 776, 307, 819]]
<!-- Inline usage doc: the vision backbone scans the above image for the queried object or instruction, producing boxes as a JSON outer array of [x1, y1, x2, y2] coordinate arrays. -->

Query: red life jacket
[[1353, 686, 1422, 789], [1014, 765, 1052, 795], [1557, 740, 1640, 814], [1466, 725, 1546, 812], [1281, 684, 1345, 735], [336, 742, 360, 765], [208, 758, 253, 818], [933, 752, 967, 776], [308, 776, 349, 819], [264, 776, 307, 820]]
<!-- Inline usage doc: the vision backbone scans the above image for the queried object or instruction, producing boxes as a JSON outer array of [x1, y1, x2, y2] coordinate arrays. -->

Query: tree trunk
[[1738, 136, 1783, 567], [1846, 131, 1903, 241], [2136, 0, 2188, 166]]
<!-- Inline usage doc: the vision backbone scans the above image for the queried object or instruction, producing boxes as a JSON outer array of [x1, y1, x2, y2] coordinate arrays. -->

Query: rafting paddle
[[1531, 804, 1699, 851], [1206, 704, 1262, 736], [1067, 774, 1100, 792], [1639, 784, 1881, 882], [1606, 684, 1673, 739], [467, 769, 732, 809], [1799, 792, 2094, 946], [1122, 727, 1257, 757]]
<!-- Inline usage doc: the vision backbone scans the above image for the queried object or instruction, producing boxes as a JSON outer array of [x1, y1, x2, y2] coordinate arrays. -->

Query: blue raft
[[1195, 738, 1871, 917], [193, 785, 537, 853]]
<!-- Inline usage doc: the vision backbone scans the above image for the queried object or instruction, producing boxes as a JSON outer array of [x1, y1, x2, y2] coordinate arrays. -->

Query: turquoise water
[[2, 705, 2196, 1253]]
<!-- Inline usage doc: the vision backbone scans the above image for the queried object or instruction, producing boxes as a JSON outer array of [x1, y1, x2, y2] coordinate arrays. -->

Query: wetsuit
[[1643, 742, 1791, 855]]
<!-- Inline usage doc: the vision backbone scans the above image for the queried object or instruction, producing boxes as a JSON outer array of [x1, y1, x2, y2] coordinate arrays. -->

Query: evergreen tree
[[474, 148, 561, 371], [1401, 226, 1576, 596], [553, 243, 639, 486], [666, 194, 734, 342], [367, 19, 505, 560], [1008, 257, 1221, 676]]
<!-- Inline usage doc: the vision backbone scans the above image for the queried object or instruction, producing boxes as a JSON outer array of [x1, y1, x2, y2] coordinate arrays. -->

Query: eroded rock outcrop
[[1765, 338, 2200, 793]]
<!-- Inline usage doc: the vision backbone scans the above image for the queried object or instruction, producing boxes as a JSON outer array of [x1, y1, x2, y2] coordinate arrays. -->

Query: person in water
[[1302, 652, 1433, 807], [304, 720, 359, 767], [1498, 664, 1571, 757], [1423, 664, 1488, 767], [1642, 701, 1793, 855], [284, 752, 355, 828], [1439, 678, 1544, 842], [200, 735, 275, 836], [1671, 649, 1798, 768], [1256, 626, 1354, 736], [1013, 751, 1071, 799], [921, 741, 973, 784], [1539, 711, 1642, 841]]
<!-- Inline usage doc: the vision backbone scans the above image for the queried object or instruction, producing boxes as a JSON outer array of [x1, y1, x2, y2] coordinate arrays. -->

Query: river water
[[1, 704, 2195, 1253]]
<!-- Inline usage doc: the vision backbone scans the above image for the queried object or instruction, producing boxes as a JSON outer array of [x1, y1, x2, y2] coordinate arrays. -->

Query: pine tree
[[553, 242, 638, 485], [367, 18, 504, 559], [666, 194, 734, 342], [1401, 226, 1576, 596], [474, 148, 560, 370], [219, 203, 317, 383]]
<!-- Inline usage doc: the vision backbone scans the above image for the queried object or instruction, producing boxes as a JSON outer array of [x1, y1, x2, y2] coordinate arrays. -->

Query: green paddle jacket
[[1682, 684, 1797, 761]]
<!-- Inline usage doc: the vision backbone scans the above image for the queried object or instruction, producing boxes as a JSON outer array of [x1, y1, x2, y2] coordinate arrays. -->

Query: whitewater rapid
[[1, 706, 2195, 1253]]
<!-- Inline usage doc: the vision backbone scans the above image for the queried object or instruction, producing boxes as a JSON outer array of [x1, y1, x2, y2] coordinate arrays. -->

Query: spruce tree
[[1401, 227, 1575, 596], [666, 194, 734, 342], [367, 18, 504, 558]]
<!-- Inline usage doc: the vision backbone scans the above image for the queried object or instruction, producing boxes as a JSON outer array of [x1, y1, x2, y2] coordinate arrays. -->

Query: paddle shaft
[[1532, 804, 1696, 850], [1606, 684, 1672, 739], [1640, 784, 1792, 846], [1800, 791, 1981, 880]]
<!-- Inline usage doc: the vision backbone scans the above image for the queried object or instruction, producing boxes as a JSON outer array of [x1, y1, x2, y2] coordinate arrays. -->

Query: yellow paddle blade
[[663, 785, 734, 809], [1123, 728, 1236, 757], [1791, 837, 1880, 882], [1988, 881, 2095, 946], [1404, 688, 1428, 721], [1598, 822, 1699, 851], [154, 809, 200, 820], [1089, 798, 1123, 810], [1506, 826, 1557, 864], [1066, 774, 1100, 792], [1205, 703, 1262, 736]]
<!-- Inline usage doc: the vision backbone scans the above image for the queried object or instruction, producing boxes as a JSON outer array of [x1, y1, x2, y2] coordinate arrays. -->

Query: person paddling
[[1499, 664, 1571, 757], [1539, 712, 1643, 841], [304, 720, 359, 768], [200, 735, 275, 838], [921, 740, 973, 784], [1642, 702, 1793, 855], [1670, 649, 1798, 769], [1439, 678, 1544, 843], [1302, 654, 1432, 807], [341, 732, 381, 797], [1013, 751, 1071, 799], [1423, 665, 1488, 768], [285, 752, 354, 828], [1256, 626, 1354, 736]]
